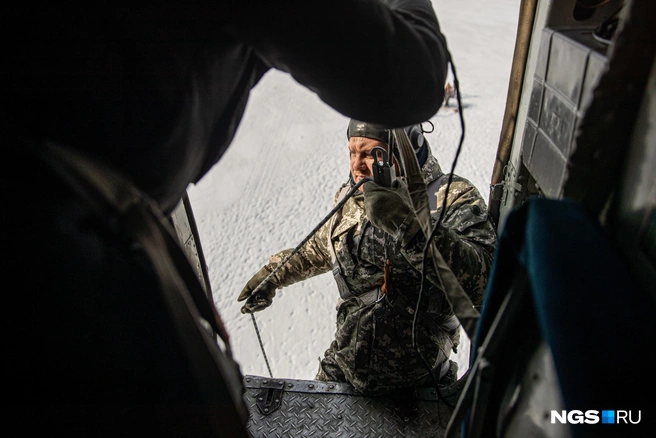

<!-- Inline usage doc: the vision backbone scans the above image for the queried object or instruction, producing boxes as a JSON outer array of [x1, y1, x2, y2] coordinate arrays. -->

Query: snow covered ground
[[187, 0, 521, 380]]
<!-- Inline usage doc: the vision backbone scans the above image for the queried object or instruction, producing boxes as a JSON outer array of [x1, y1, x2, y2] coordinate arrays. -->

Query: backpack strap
[[328, 185, 355, 301]]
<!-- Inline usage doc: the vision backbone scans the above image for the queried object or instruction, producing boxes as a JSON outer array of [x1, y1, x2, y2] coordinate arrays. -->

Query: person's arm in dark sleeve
[[226, 0, 449, 126]]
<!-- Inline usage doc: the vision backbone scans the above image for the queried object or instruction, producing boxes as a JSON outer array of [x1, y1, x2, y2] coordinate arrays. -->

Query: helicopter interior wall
[[170, 194, 211, 297], [545, 0, 624, 29], [494, 0, 653, 297], [495, 0, 623, 230], [467, 1, 656, 437], [520, 27, 609, 199], [607, 56, 656, 311], [460, 198, 656, 438]]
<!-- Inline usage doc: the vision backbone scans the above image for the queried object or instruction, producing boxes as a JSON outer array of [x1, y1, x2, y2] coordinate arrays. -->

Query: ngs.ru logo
[[551, 410, 641, 425]]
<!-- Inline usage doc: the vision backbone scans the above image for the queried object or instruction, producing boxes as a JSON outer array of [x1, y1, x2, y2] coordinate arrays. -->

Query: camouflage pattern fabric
[[411, 151, 498, 307], [263, 148, 497, 394]]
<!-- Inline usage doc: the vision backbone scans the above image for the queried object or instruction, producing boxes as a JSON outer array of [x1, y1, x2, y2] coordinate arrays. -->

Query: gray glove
[[237, 266, 280, 314], [363, 179, 422, 246]]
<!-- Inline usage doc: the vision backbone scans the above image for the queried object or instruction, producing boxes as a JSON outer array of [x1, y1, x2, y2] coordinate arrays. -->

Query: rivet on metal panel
[[329, 384, 335, 389], [288, 383, 294, 388], [246, 378, 251, 383], [309, 384, 315, 389], [263, 380, 268, 384]]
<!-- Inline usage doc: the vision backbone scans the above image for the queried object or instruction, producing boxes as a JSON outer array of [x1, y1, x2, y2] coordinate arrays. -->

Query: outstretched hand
[[237, 266, 279, 314]]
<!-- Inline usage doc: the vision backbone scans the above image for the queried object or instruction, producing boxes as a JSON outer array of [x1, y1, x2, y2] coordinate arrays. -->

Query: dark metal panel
[[520, 27, 608, 199], [521, 120, 538, 166], [579, 51, 606, 113], [535, 28, 555, 80], [610, 57, 656, 306], [169, 192, 212, 297], [526, 131, 566, 199], [546, 32, 589, 105], [564, 1, 656, 217], [169, 192, 216, 337], [528, 80, 545, 124], [539, 86, 577, 156], [243, 375, 457, 437]]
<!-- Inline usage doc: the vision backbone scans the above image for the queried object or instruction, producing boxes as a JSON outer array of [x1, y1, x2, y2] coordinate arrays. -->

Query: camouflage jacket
[[265, 151, 497, 394]]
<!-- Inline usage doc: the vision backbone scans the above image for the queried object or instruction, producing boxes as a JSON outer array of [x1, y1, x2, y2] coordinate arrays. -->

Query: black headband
[[346, 119, 392, 146]]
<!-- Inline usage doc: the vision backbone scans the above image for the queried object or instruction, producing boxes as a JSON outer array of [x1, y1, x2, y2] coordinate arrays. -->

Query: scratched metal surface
[[243, 375, 457, 437]]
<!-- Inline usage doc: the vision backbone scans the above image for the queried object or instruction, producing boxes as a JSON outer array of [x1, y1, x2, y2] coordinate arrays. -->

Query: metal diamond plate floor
[[243, 375, 457, 437]]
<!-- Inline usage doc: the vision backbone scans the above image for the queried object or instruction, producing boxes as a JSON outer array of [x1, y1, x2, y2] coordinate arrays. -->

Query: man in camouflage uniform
[[238, 120, 497, 395]]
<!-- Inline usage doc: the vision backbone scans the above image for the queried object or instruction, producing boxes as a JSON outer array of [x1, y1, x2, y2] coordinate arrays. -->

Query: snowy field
[[188, 0, 521, 380]]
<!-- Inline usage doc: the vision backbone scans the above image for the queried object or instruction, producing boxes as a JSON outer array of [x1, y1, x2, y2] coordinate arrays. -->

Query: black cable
[[250, 176, 372, 295], [411, 56, 466, 410], [251, 313, 274, 378], [248, 176, 373, 376], [592, 4, 623, 44]]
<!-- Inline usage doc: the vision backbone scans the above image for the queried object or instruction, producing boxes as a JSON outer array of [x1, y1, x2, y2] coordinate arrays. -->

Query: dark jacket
[[4, 0, 449, 434], [6, 0, 448, 213]]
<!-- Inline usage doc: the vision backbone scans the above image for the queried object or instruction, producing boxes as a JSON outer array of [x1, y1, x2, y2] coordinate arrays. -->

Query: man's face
[[349, 136, 389, 190]]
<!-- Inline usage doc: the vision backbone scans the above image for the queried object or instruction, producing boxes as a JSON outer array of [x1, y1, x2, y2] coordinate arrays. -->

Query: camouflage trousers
[[316, 354, 458, 389], [314, 296, 458, 395]]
